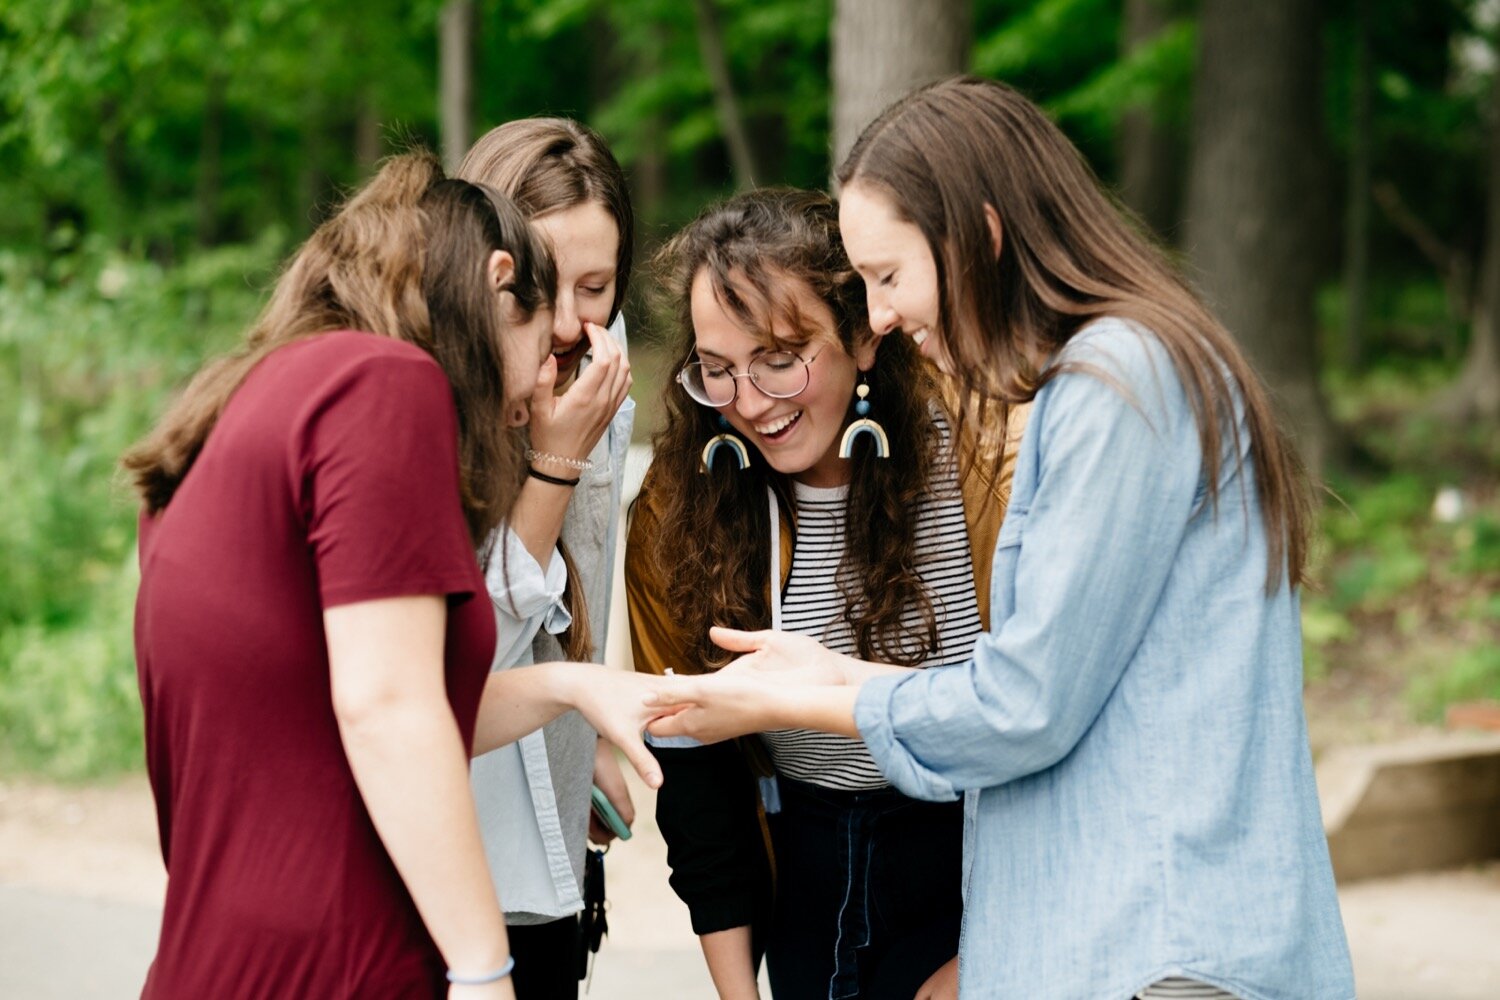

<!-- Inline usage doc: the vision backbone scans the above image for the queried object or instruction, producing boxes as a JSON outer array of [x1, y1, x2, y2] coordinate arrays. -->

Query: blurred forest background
[[1, 0, 1497, 778]]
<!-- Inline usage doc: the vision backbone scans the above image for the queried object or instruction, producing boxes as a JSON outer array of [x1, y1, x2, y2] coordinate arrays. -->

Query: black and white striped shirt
[[761, 416, 982, 791]]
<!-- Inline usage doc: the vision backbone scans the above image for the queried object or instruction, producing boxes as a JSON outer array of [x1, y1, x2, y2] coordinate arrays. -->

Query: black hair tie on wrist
[[528, 467, 581, 488]]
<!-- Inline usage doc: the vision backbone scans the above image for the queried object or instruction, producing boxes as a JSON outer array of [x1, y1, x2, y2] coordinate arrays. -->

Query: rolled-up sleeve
[[484, 526, 572, 668], [856, 326, 1204, 799]]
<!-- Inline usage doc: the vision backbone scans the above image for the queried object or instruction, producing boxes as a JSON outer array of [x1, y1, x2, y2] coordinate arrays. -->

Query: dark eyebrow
[[696, 343, 780, 365]]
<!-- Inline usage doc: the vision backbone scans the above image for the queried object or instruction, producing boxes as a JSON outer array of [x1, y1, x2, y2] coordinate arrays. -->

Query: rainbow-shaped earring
[[701, 415, 751, 472], [839, 381, 890, 458]]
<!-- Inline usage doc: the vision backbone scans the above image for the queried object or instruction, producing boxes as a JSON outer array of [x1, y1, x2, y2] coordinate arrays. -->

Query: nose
[[867, 292, 900, 336], [552, 293, 581, 344], [731, 377, 777, 422]]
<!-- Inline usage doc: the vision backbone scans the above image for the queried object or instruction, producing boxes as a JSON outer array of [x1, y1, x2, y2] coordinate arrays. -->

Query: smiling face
[[530, 200, 621, 385], [689, 268, 873, 488], [838, 182, 953, 373]]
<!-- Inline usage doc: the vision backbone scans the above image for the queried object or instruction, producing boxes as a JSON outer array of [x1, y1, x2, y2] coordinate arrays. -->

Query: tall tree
[[1184, 0, 1339, 471], [1445, 68, 1500, 422], [692, 0, 760, 189], [831, 0, 970, 171], [1117, 0, 1185, 240], [439, 0, 475, 173], [1342, 0, 1373, 371]]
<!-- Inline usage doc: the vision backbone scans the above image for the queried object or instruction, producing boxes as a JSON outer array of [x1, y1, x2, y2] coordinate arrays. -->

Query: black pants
[[765, 777, 963, 1000], [507, 916, 580, 1000]]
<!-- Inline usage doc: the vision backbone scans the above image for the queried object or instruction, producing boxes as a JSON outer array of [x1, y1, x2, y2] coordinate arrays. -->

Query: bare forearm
[[700, 926, 759, 1000], [769, 684, 862, 738], [340, 700, 507, 976], [506, 477, 573, 568], [472, 664, 577, 756], [835, 652, 915, 684]]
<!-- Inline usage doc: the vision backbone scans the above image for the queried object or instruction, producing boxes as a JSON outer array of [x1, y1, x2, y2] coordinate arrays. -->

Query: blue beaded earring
[[700, 414, 751, 472], [839, 377, 890, 458]]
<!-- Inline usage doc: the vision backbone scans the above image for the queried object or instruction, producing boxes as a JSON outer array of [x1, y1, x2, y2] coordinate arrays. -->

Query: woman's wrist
[[525, 448, 594, 473], [446, 954, 515, 985]]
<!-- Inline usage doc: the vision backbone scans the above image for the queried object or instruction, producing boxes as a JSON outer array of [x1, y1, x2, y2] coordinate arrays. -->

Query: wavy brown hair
[[122, 152, 544, 548], [640, 188, 945, 670], [839, 76, 1312, 590], [457, 118, 635, 660]]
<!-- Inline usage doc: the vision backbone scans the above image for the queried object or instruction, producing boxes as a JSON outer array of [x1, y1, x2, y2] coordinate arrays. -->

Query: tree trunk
[[1183, 0, 1340, 473], [1118, 0, 1185, 241], [356, 85, 383, 173], [195, 70, 226, 247], [1342, 0, 1373, 372], [439, 0, 475, 174], [692, 0, 759, 190], [634, 24, 668, 226], [831, 0, 970, 174], [1444, 70, 1500, 422]]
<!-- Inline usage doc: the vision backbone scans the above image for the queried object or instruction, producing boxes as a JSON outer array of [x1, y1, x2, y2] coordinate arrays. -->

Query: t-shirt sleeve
[[300, 351, 481, 609]]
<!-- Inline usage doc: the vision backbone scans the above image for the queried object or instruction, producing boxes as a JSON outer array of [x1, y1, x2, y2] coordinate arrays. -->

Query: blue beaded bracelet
[[446, 955, 515, 985]]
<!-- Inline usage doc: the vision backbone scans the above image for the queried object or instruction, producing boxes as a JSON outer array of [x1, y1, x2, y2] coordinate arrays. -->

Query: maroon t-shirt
[[134, 331, 497, 998]]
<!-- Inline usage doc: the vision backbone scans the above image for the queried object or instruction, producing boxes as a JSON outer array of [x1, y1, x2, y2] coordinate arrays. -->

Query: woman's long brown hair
[[839, 76, 1312, 591], [457, 117, 636, 660], [642, 188, 946, 670], [122, 152, 541, 549]]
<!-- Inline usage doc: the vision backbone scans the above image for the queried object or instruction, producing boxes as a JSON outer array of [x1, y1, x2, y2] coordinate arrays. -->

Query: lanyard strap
[[768, 486, 783, 630]]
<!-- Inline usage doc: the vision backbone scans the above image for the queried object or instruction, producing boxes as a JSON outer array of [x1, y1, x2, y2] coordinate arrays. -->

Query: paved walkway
[[4, 773, 1500, 998]]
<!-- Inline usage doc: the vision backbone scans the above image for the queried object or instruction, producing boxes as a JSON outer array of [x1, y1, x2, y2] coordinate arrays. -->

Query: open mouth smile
[[754, 410, 803, 442], [553, 340, 589, 372]]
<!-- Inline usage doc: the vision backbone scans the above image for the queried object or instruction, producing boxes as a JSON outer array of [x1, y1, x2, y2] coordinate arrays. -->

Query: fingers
[[645, 709, 694, 740], [607, 781, 636, 825], [643, 676, 704, 709], [593, 746, 636, 825], [709, 626, 772, 653], [527, 354, 560, 423], [586, 321, 631, 410], [609, 728, 662, 790], [587, 813, 616, 845]]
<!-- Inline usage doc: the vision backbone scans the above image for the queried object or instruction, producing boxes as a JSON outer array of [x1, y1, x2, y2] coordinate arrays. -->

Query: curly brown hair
[[640, 188, 946, 670]]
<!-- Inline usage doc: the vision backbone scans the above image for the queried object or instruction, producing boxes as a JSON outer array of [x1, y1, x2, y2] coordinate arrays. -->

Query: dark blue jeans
[[765, 776, 963, 1000]]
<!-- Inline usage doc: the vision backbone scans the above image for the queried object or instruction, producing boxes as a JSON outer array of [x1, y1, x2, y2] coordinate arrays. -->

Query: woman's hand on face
[[914, 956, 959, 1000], [527, 321, 631, 462]]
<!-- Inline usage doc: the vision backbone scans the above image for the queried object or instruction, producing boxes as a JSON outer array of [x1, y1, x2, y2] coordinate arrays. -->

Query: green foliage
[[0, 237, 276, 775], [1407, 645, 1500, 722]]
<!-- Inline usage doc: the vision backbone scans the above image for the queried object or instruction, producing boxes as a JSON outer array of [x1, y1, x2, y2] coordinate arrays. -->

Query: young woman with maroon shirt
[[123, 153, 664, 1000]]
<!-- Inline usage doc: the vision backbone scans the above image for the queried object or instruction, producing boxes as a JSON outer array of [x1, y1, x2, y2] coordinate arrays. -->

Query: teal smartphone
[[590, 784, 632, 841]]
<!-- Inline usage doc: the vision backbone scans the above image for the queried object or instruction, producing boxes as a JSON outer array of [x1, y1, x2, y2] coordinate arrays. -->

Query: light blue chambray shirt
[[855, 319, 1355, 1000]]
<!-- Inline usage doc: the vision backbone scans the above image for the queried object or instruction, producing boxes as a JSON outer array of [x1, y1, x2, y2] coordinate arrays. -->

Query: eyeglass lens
[[681, 352, 810, 405]]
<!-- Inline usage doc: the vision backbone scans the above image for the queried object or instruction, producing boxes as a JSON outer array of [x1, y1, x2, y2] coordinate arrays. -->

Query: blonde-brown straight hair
[[122, 153, 542, 548], [457, 118, 637, 660]]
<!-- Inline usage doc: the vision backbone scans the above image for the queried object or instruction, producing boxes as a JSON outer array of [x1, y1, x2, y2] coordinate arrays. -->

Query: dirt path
[[2, 773, 1497, 998]]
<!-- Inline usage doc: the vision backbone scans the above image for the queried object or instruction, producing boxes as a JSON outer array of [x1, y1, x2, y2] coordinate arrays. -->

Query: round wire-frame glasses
[[676, 349, 823, 407]]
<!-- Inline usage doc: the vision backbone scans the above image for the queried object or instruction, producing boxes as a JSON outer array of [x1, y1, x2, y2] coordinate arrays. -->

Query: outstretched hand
[[706, 626, 850, 686], [562, 665, 667, 789], [644, 628, 858, 745]]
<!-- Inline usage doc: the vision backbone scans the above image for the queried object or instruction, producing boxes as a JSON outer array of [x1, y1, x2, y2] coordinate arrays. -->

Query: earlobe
[[854, 334, 880, 372], [984, 203, 1003, 260], [489, 250, 516, 290]]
